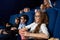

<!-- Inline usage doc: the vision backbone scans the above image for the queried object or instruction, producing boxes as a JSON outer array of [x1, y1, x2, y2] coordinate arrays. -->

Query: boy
[[18, 15, 29, 40]]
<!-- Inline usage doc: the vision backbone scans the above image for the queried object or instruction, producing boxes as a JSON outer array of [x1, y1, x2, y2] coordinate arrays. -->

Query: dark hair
[[3, 22, 12, 27], [15, 17, 20, 24], [15, 17, 20, 21], [20, 15, 29, 23]]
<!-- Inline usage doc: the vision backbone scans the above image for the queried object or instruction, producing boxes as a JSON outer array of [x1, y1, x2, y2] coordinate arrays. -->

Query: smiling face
[[35, 11, 42, 23], [20, 16, 26, 24]]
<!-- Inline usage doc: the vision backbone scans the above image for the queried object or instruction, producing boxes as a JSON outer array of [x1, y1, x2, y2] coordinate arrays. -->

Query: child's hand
[[11, 27, 17, 30], [19, 29, 28, 39], [19, 29, 26, 35], [19, 28, 27, 34], [23, 31, 30, 37]]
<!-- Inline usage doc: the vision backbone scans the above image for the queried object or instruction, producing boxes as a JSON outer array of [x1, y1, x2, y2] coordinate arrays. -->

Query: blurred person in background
[[23, 8, 30, 13]]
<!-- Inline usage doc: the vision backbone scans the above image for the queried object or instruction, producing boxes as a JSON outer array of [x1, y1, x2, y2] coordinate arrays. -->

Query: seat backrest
[[53, 9, 60, 38], [9, 14, 19, 24], [54, 0, 60, 9], [46, 8, 57, 36], [24, 11, 34, 25], [0, 25, 5, 29]]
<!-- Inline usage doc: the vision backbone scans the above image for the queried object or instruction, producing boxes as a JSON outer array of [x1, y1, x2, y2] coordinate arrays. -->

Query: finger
[[20, 31, 25, 34]]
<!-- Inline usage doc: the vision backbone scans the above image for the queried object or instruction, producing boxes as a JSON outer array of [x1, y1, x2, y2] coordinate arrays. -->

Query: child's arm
[[23, 32, 49, 39]]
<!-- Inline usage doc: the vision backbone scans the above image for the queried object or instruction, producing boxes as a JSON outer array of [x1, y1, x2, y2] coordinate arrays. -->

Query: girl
[[19, 11, 49, 40]]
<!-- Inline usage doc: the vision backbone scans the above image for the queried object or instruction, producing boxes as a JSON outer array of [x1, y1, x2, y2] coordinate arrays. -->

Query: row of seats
[[0, 0, 60, 38], [46, 8, 60, 38], [9, 7, 60, 38], [48, 0, 60, 38], [9, 10, 34, 25]]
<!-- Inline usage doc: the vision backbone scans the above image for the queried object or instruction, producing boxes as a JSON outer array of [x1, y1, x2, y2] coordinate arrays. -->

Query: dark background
[[0, 0, 54, 25]]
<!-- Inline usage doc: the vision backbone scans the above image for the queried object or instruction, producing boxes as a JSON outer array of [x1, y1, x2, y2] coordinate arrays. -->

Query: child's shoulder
[[41, 23, 46, 27], [41, 23, 46, 25]]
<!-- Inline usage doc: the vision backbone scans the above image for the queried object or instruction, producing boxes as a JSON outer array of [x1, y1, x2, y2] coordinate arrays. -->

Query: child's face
[[35, 12, 41, 23], [20, 17, 26, 24], [23, 8, 30, 12], [15, 19, 19, 24], [40, 4, 44, 9]]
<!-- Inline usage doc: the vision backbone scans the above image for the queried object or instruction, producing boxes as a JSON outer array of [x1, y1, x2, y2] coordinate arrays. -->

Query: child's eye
[[35, 16, 41, 18]]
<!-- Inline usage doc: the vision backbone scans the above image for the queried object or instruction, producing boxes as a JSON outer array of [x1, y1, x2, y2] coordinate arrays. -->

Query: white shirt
[[18, 23, 26, 29], [25, 22, 49, 37]]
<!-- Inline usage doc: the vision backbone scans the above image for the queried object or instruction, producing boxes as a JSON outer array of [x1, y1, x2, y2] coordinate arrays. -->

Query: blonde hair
[[34, 11, 48, 33], [44, 0, 52, 8]]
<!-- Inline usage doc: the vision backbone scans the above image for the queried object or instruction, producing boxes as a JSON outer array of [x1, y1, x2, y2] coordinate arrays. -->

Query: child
[[23, 7, 30, 13], [12, 17, 20, 29], [18, 15, 29, 40], [19, 11, 49, 40]]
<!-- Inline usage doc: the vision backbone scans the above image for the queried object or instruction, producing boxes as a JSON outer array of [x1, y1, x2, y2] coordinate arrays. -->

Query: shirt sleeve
[[25, 24, 32, 29], [40, 23, 49, 37], [25, 23, 34, 29]]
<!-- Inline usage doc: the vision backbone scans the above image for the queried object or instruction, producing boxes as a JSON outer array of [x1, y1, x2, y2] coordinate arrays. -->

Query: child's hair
[[15, 17, 20, 24], [15, 17, 20, 21], [20, 15, 29, 23], [34, 11, 48, 33], [3, 22, 12, 27]]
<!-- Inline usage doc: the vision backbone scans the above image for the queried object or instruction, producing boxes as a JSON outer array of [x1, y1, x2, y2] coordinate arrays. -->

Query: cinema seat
[[53, 9, 60, 38], [46, 8, 57, 37], [9, 14, 18, 24], [24, 11, 34, 25]]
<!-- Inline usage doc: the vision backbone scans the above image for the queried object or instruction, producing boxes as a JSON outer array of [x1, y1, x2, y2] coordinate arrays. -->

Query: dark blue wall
[[0, 0, 20, 23], [0, 0, 41, 23]]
